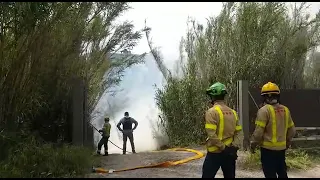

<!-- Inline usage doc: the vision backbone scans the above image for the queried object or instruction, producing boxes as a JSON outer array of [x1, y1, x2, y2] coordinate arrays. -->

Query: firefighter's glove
[[286, 141, 292, 150], [98, 130, 103, 136], [250, 141, 258, 154]]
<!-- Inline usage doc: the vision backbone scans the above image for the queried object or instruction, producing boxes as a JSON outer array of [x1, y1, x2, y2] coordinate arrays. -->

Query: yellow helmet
[[261, 82, 280, 95]]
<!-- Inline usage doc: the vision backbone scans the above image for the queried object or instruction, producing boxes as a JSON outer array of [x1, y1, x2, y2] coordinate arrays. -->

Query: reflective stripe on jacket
[[252, 104, 296, 150], [205, 101, 243, 153]]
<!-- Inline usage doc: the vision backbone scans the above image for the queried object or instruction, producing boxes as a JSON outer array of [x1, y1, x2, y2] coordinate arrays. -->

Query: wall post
[[237, 80, 250, 150], [72, 78, 84, 146]]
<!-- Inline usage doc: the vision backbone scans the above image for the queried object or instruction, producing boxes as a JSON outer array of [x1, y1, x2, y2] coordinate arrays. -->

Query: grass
[[239, 149, 315, 171], [0, 138, 95, 178]]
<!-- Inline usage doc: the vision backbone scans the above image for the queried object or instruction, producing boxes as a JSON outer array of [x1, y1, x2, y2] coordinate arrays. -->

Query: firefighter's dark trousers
[[98, 136, 109, 153], [123, 131, 136, 154], [202, 147, 237, 178], [260, 147, 288, 178]]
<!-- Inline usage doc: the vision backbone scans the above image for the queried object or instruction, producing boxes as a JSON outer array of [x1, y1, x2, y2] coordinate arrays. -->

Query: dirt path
[[87, 148, 320, 178]]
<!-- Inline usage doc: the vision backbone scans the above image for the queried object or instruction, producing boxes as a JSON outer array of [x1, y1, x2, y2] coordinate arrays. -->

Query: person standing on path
[[202, 82, 243, 178], [117, 112, 138, 154], [97, 117, 111, 156], [251, 82, 296, 178]]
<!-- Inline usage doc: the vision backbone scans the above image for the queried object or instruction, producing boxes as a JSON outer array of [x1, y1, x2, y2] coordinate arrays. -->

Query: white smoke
[[91, 54, 167, 154]]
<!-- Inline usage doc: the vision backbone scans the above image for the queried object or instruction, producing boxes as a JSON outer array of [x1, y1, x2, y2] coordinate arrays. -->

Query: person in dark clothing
[[117, 112, 138, 154], [97, 117, 111, 156]]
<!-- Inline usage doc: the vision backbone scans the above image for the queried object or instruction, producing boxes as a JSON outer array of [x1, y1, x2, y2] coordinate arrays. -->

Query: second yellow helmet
[[261, 82, 280, 95]]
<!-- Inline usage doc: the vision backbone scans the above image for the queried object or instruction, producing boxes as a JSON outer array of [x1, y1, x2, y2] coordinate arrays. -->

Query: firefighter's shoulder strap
[[262, 104, 291, 147], [212, 105, 241, 139]]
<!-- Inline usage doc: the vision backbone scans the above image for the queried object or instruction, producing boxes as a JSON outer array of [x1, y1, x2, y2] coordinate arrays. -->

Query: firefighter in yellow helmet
[[202, 82, 243, 178], [251, 82, 296, 178], [97, 117, 111, 156]]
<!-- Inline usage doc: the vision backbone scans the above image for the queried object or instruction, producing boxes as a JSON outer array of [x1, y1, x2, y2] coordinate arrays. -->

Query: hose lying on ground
[[92, 148, 204, 174]]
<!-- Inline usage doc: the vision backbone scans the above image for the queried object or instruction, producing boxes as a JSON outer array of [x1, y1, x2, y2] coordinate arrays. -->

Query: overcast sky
[[118, 2, 223, 69], [119, 2, 320, 69]]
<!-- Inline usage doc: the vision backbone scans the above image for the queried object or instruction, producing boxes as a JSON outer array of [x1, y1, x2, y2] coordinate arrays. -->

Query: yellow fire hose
[[92, 148, 204, 174]]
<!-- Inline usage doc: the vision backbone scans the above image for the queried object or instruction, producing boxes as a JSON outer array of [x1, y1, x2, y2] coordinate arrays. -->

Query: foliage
[[0, 137, 93, 178], [240, 149, 313, 170], [0, 2, 143, 144], [151, 2, 320, 146], [0, 2, 144, 177]]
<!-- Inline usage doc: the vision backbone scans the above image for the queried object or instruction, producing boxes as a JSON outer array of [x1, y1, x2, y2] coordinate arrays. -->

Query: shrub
[[240, 149, 314, 170], [0, 137, 93, 178]]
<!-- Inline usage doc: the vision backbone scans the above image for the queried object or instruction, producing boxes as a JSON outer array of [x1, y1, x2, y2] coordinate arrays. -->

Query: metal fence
[[248, 88, 320, 129], [237, 80, 320, 149]]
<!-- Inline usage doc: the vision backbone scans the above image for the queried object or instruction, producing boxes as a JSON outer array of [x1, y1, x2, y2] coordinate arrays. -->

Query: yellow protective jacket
[[205, 101, 243, 153], [102, 122, 111, 137], [251, 103, 296, 151]]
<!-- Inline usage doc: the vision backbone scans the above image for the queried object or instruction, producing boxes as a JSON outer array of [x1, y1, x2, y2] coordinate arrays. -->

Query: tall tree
[[0, 2, 144, 146], [153, 2, 320, 146]]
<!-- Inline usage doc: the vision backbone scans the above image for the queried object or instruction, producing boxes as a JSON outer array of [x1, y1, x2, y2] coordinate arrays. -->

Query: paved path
[[87, 148, 320, 178]]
